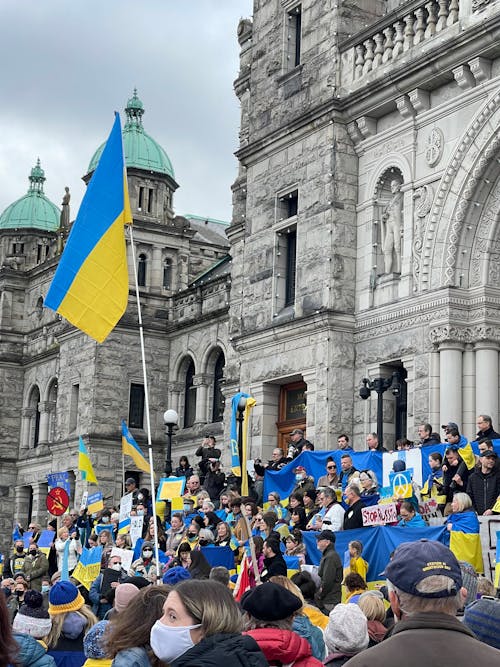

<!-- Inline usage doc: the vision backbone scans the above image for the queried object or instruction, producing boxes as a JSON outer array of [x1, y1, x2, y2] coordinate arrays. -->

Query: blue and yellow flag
[[230, 392, 256, 494], [87, 491, 104, 514], [45, 112, 132, 343], [78, 437, 98, 485], [72, 546, 103, 590], [448, 510, 483, 573], [495, 530, 500, 588], [121, 420, 151, 473]]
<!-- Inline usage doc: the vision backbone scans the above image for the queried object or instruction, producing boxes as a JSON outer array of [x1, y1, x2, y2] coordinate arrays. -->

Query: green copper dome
[[87, 90, 175, 178], [0, 159, 60, 232]]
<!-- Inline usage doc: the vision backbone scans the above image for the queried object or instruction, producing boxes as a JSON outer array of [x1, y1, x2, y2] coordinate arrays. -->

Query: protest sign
[[110, 546, 134, 572], [362, 503, 398, 527], [130, 515, 144, 547]]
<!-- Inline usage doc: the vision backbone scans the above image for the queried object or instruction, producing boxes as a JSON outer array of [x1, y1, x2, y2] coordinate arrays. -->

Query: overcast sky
[[0, 1, 253, 223]]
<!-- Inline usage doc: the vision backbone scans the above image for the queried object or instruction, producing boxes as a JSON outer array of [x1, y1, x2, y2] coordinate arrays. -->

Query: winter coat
[[111, 647, 151, 667], [22, 552, 49, 591], [128, 557, 158, 582], [342, 612, 500, 666], [261, 553, 287, 581], [343, 499, 365, 530], [245, 628, 323, 667], [293, 614, 325, 661], [366, 620, 387, 646], [466, 468, 500, 514], [54, 538, 80, 572], [171, 632, 268, 667], [316, 544, 343, 609], [325, 652, 357, 666], [14, 633, 56, 667]]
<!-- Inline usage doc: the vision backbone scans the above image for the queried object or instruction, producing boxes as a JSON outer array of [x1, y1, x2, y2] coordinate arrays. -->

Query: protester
[[358, 470, 379, 499], [151, 579, 268, 666], [269, 575, 326, 661], [314, 487, 345, 533], [128, 541, 158, 583], [345, 540, 368, 581], [324, 603, 369, 666], [260, 537, 287, 581], [82, 620, 111, 667], [188, 551, 212, 580], [175, 455, 194, 479], [106, 584, 170, 667], [54, 527, 82, 573], [315, 531, 343, 613], [89, 555, 124, 620], [421, 452, 447, 510], [343, 539, 500, 665], [398, 502, 427, 528], [242, 581, 323, 666], [290, 571, 328, 630], [463, 596, 500, 649], [338, 455, 358, 489], [0, 586, 19, 667], [214, 521, 232, 547], [12, 589, 52, 640], [285, 529, 307, 566], [317, 458, 339, 488], [357, 591, 388, 646], [46, 580, 97, 661], [343, 485, 365, 530], [22, 543, 49, 592], [343, 573, 368, 604], [466, 450, 500, 515]]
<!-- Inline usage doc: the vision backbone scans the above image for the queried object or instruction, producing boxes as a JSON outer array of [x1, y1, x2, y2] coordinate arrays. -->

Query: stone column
[[439, 343, 463, 429], [14, 485, 32, 527], [168, 382, 184, 415], [151, 246, 162, 290], [32, 482, 48, 522], [429, 351, 440, 430], [193, 374, 211, 425], [249, 382, 280, 461], [38, 401, 50, 444], [462, 344, 476, 440], [20, 408, 35, 451], [474, 342, 499, 427]]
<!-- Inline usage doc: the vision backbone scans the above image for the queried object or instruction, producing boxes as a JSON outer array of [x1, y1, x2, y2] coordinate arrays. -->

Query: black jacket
[[316, 543, 343, 608], [262, 552, 287, 580], [473, 426, 500, 441], [171, 632, 268, 667], [343, 499, 365, 530], [203, 469, 226, 500], [466, 469, 500, 514]]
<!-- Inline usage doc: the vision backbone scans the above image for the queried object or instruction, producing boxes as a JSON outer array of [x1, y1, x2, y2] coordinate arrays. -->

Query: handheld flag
[[230, 392, 256, 491], [78, 437, 98, 484], [448, 510, 483, 573], [72, 546, 103, 590], [87, 492, 104, 514], [121, 420, 151, 473], [45, 112, 132, 342]]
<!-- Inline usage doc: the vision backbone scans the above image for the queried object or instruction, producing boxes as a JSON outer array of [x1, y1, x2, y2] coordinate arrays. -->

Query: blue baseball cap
[[384, 539, 462, 598]]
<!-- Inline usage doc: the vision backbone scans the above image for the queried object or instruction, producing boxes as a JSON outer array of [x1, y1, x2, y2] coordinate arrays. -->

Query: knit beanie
[[84, 620, 110, 658], [325, 603, 369, 654], [48, 580, 85, 615], [463, 596, 500, 649], [114, 583, 141, 613], [162, 566, 192, 585], [459, 561, 478, 607], [13, 590, 52, 638]]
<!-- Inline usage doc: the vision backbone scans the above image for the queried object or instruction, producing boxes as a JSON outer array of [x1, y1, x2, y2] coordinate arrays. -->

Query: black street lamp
[[163, 409, 178, 476], [359, 372, 401, 447], [236, 396, 247, 489]]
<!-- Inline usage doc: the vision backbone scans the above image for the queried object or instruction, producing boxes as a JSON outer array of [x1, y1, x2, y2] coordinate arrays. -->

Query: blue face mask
[[295, 473, 303, 482], [41, 585, 50, 594]]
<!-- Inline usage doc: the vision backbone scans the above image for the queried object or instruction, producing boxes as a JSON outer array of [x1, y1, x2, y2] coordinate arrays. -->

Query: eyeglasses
[[326, 465, 336, 470]]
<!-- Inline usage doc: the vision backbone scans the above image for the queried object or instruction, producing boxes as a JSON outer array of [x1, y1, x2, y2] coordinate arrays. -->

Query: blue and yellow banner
[[495, 530, 500, 588], [87, 491, 104, 514], [45, 112, 132, 343], [121, 420, 151, 474], [447, 510, 483, 573], [230, 392, 256, 494], [156, 476, 186, 501], [72, 546, 103, 590], [78, 437, 98, 485]]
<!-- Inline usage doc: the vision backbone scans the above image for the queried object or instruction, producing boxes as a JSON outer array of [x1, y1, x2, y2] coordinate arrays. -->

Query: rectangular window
[[37, 245, 42, 263], [69, 384, 79, 432], [285, 229, 297, 307], [138, 186, 144, 211], [148, 188, 154, 213], [278, 190, 298, 220], [163, 258, 172, 289], [287, 5, 301, 68], [129, 383, 145, 429]]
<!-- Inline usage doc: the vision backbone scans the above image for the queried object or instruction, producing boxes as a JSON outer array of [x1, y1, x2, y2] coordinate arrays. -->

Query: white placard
[[362, 503, 398, 527], [110, 546, 134, 573], [119, 493, 133, 523], [129, 515, 144, 548], [80, 491, 88, 512]]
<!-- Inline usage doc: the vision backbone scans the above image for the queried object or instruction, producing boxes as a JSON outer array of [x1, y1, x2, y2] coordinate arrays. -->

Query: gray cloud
[[0, 0, 252, 222]]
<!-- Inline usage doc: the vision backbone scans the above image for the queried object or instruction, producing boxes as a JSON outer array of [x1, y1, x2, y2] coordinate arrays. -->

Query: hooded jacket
[[171, 632, 268, 667], [245, 627, 323, 667], [292, 614, 325, 661], [14, 633, 56, 667]]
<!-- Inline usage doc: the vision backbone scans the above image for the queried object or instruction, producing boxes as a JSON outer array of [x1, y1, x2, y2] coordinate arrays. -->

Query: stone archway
[[418, 90, 500, 291]]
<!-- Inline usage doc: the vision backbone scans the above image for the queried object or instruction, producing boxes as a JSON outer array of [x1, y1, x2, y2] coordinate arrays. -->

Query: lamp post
[[359, 372, 401, 447], [236, 396, 247, 490], [163, 409, 178, 477]]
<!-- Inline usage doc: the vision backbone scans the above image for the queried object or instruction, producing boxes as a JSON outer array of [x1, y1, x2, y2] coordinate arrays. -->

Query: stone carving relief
[[412, 184, 434, 291], [472, 0, 494, 10], [470, 178, 500, 287], [425, 128, 444, 167], [429, 324, 500, 346], [374, 168, 404, 276]]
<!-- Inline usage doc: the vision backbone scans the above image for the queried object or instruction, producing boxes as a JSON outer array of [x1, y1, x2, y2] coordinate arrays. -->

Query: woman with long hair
[[175, 456, 194, 479], [284, 529, 307, 566], [0, 588, 18, 667], [150, 579, 267, 666], [46, 581, 97, 661], [214, 521, 232, 547], [143, 516, 167, 553], [54, 527, 82, 573], [188, 550, 211, 580], [106, 584, 171, 667]]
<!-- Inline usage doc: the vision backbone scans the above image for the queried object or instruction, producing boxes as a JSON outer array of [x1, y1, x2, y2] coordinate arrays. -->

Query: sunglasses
[[326, 465, 336, 470]]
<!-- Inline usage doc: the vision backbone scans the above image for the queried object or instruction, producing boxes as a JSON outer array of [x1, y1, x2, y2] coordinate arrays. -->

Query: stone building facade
[[1, 1, 500, 540]]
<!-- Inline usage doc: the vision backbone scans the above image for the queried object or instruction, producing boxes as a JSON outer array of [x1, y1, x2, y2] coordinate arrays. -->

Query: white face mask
[[111, 563, 121, 571], [150, 619, 201, 663], [142, 550, 153, 558]]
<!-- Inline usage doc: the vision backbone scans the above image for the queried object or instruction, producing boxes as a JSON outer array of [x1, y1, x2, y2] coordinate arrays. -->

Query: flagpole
[[121, 453, 125, 499], [127, 224, 160, 583]]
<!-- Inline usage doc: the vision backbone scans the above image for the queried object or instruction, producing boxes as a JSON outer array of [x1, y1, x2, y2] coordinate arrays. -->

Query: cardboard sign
[[362, 503, 398, 527], [130, 515, 144, 548]]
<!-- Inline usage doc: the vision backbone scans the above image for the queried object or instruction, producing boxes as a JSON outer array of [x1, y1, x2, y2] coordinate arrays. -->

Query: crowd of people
[[1, 421, 500, 666]]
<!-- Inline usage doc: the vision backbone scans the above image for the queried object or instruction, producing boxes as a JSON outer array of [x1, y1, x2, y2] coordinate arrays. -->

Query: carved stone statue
[[381, 180, 403, 274], [57, 187, 71, 255]]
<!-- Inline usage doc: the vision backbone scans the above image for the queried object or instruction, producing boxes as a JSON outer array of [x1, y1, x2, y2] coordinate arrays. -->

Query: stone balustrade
[[344, 0, 460, 83]]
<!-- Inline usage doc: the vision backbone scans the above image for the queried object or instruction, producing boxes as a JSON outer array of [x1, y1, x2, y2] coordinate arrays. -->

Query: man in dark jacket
[[417, 423, 441, 446], [202, 460, 226, 501], [473, 414, 500, 441], [21, 543, 49, 591], [466, 451, 500, 515], [343, 484, 365, 530], [315, 530, 343, 613], [344, 539, 500, 666], [261, 537, 287, 581], [195, 434, 222, 480]]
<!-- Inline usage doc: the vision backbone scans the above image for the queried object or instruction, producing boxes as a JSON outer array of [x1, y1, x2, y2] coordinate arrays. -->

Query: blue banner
[[47, 471, 71, 498], [301, 525, 448, 581], [230, 392, 251, 476]]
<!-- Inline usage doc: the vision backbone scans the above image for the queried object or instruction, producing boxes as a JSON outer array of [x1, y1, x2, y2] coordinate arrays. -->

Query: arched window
[[163, 257, 172, 289], [29, 386, 41, 448], [184, 360, 196, 428], [212, 352, 225, 423], [137, 254, 147, 287]]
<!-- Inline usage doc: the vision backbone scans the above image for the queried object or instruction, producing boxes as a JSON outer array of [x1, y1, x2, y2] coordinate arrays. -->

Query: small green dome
[[0, 159, 60, 232], [87, 90, 175, 178]]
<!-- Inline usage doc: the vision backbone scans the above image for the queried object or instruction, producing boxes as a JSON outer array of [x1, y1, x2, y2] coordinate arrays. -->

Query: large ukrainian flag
[[121, 419, 151, 474], [45, 112, 132, 343]]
